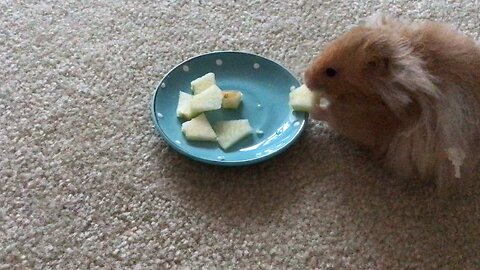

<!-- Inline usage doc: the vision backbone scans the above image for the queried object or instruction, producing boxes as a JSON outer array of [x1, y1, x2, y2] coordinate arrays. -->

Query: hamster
[[305, 14, 480, 193]]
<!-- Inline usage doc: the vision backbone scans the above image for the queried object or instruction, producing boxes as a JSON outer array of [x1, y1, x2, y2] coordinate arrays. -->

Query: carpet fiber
[[2, 1, 480, 269]]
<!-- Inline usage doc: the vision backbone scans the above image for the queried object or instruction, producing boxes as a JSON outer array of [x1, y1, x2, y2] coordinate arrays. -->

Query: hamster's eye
[[325, 68, 337, 77]]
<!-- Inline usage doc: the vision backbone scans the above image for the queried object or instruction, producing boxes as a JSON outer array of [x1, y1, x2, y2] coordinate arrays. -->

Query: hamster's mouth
[[303, 71, 331, 108], [309, 88, 330, 109]]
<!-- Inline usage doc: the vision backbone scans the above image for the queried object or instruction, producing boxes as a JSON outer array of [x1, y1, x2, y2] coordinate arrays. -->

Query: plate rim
[[150, 50, 307, 166]]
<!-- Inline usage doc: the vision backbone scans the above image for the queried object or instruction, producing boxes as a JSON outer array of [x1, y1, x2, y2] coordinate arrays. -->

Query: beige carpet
[[2, 1, 480, 269]]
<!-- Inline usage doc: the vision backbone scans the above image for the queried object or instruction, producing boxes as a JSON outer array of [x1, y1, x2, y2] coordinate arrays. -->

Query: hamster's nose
[[304, 68, 316, 89], [304, 68, 325, 92]]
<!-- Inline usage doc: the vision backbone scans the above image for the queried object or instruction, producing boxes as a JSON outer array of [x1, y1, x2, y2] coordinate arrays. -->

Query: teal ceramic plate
[[151, 51, 306, 166]]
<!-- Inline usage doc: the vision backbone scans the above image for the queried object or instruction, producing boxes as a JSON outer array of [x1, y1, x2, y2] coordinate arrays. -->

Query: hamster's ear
[[366, 56, 390, 76], [362, 35, 398, 77]]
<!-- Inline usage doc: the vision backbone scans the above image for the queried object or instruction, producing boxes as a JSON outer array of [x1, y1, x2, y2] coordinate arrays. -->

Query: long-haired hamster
[[305, 14, 480, 193]]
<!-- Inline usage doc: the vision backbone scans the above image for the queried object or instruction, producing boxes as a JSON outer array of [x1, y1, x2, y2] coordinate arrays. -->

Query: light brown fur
[[305, 14, 480, 193]]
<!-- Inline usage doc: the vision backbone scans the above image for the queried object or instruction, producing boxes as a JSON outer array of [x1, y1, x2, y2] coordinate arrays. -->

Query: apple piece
[[190, 85, 223, 114], [176, 91, 194, 120], [222, 91, 243, 109], [213, 119, 253, 150], [191, 72, 216, 94], [289, 84, 318, 112], [181, 114, 217, 141]]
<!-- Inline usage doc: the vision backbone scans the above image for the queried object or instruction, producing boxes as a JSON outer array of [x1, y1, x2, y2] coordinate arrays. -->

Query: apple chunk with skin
[[222, 90, 243, 109]]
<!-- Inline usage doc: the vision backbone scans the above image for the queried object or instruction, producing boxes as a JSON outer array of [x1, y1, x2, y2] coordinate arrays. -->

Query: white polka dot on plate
[[216, 59, 223, 66], [182, 65, 189, 72], [161, 83, 166, 88], [290, 85, 296, 91], [253, 63, 260, 69]]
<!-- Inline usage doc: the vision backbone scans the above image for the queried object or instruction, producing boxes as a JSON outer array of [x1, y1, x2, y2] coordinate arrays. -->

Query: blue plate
[[151, 51, 306, 166]]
